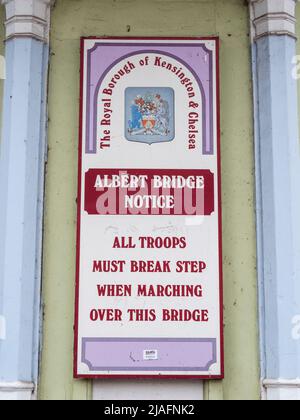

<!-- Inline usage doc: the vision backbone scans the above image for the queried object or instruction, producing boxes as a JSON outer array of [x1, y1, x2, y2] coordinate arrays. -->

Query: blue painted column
[[0, 0, 53, 400], [250, 0, 300, 399]]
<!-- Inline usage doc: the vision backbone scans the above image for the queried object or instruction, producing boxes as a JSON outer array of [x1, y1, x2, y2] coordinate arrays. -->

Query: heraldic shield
[[125, 87, 175, 145]]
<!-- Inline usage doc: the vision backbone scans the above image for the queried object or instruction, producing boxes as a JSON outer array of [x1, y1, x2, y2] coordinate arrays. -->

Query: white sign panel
[[75, 38, 223, 378]]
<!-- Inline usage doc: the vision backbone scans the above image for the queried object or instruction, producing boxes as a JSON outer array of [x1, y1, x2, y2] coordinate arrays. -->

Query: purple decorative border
[[81, 338, 217, 372], [84, 42, 214, 155]]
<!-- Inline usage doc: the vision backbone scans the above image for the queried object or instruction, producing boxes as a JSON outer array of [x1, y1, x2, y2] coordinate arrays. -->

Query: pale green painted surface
[[40, 0, 260, 400]]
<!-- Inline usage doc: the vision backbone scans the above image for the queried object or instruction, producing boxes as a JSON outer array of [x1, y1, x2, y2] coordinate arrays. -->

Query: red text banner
[[84, 169, 214, 216]]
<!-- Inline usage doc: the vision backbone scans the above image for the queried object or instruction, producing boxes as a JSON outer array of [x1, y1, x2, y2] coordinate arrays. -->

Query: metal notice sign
[[75, 38, 223, 379]]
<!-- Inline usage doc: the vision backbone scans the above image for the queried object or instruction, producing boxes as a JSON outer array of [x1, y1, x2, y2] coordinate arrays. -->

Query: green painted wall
[[39, 0, 260, 400]]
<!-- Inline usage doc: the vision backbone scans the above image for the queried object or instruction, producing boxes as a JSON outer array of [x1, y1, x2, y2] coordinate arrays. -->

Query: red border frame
[[74, 37, 224, 380]]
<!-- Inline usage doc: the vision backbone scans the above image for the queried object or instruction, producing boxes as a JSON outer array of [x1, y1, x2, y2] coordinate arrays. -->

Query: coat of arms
[[125, 87, 175, 145]]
